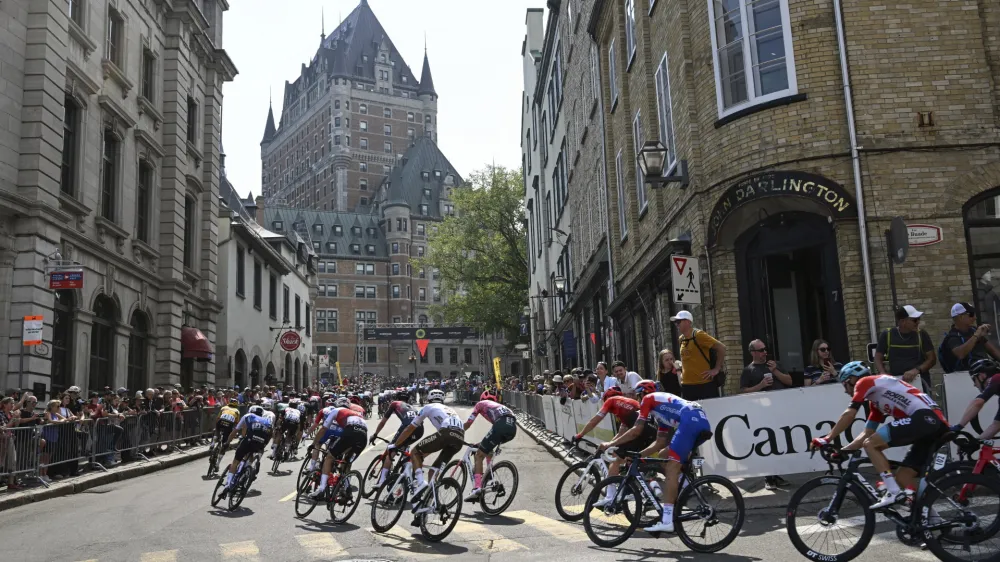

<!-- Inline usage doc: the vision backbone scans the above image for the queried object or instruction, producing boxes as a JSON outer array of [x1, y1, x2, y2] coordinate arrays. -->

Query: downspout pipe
[[833, 0, 878, 341]]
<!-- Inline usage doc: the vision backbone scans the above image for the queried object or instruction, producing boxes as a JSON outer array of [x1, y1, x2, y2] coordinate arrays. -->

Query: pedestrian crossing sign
[[671, 255, 701, 305]]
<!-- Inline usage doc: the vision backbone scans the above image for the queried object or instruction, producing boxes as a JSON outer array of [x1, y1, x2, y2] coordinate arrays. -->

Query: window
[[334, 225, 343, 235], [392, 285, 400, 298], [625, 0, 637, 66], [407, 127, 415, 139], [61, 96, 80, 196], [273, 221, 283, 230], [650, 57, 680, 176], [269, 273, 277, 319], [418, 314, 428, 326], [360, 103, 368, 114], [327, 242, 337, 253], [186, 96, 198, 144], [127, 311, 148, 393], [419, 204, 428, 215], [416, 223, 425, 236], [305, 305, 311, 336], [365, 244, 376, 255], [417, 246, 425, 257], [392, 242, 399, 254], [312, 241, 320, 252], [359, 162, 367, 172], [182, 196, 198, 269], [616, 149, 628, 238], [609, 40, 619, 108], [384, 124, 391, 135], [68, 0, 83, 25], [421, 171, 429, 180], [365, 264, 375, 275], [140, 48, 157, 102], [313, 223, 323, 234], [633, 112, 648, 211], [464, 348, 473, 364], [360, 138, 369, 150], [434, 347, 443, 364], [384, 107, 392, 118], [392, 263, 400, 275], [708, 0, 797, 115], [317, 310, 338, 332], [136, 161, 153, 242], [350, 244, 360, 254], [335, 100, 340, 109], [294, 295, 301, 327], [366, 347, 377, 363], [359, 178, 368, 191], [384, 164, 391, 174], [433, 288, 441, 302], [335, 117, 341, 127], [419, 268, 426, 279], [283, 284, 290, 322], [253, 261, 262, 309], [106, 7, 124, 66], [360, 120, 368, 131], [590, 43, 600, 102], [384, 141, 392, 153], [89, 296, 116, 391], [235, 245, 246, 297], [965, 192, 1000, 345], [355, 263, 365, 275], [418, 287, 426, 301], [407, 112, 415, 122], [366, 286, 376, 299], [101, 129, 118, 220], [449, 348, 458, 364], [351, 226, 362, 236]]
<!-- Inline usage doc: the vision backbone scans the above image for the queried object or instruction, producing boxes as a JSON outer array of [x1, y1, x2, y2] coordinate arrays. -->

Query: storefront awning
[[181, 327, 214, 361]]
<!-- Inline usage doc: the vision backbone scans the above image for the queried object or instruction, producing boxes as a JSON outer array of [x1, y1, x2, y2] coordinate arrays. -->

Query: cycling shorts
[[479, 415, 517, 454], [320, 425, 345, 445], [666, 411, 712, 463], [875, 408, 948, 470], [281, 419, 299, 437], [391, 423, 424, 448], [618, 423, 660, 456], [234, 438, 265, 462], [328, 425, 367, 464], [414, 427, 465, 468], [216, 419, 235, 434]]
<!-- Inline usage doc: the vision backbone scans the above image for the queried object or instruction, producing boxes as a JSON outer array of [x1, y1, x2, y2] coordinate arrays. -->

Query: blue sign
[[562, 330, 577, 359]]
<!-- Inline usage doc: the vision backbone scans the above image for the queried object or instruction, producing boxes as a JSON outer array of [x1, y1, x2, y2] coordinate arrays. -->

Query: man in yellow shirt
[[672, 310, 727, 400]]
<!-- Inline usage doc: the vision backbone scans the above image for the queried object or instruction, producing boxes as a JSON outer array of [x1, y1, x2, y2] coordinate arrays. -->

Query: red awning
[[181, 327, 214, 361]]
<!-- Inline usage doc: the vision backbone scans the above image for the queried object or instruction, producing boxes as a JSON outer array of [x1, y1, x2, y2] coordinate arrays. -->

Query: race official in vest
[[874, 305, 936, 391]]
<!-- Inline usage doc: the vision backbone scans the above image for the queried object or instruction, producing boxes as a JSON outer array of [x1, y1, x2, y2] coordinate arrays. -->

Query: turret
[[260, 102, 277, 146]]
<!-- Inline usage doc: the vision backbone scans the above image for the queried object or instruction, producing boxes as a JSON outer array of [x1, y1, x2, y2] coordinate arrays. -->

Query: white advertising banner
[[542, 397, 557, 433], [944, 371, 983, 432]]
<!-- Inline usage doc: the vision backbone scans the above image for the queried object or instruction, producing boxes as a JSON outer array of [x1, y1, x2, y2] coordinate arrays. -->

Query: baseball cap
[[670, 310, 694, 322], [951, 302, 976, 318], [67, 386, 81, 393], [895, 305, 924, 321]]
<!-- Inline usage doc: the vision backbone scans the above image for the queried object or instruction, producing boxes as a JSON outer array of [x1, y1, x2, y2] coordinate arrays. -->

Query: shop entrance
[[735, 212, 849, 380]]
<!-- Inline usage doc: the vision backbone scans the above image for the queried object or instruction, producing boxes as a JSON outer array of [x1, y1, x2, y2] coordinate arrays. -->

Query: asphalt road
[[2, 401, 944, 562]]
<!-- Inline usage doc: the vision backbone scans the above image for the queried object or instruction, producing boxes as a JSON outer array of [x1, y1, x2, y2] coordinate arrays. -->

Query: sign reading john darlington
[[707, 171, 856, 246]]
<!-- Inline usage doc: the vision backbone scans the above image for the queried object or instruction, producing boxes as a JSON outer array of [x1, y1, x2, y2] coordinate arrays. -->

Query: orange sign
[[416, 339, 429, 357], [22, 315, 43, 346]]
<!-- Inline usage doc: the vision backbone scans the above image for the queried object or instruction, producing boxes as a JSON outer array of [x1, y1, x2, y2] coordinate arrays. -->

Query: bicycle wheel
[[207, 448, 218, 477], [272, 449, 282, 474], [362, 454, 385, 499], [919, 472, 1000, 562], [210, 474, 227, 507], [296, 455, 314, 492], [228, 472, 249, 511], [931, 460, 1000, 483], [674, 474, 745, 553], [480, 461, 519, 516], [582, 476, 641, 548], [443, 459, 468, 491], [295, 470, 321, 518], [420, 477, 463, 542], [786, 476, 875, 562], [371, 474, 409, 533], [555, 460, 603, 521], [328, 470, 363, 523]]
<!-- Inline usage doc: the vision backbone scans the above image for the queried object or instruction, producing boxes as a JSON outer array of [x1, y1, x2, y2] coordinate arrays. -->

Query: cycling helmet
[[634, 380, 658, 398], [602, 387, 623, 401], [839, 361, 870, 383], [427, 389, 445, 403], [334, 397, 351, 408], [395, 391, 410, 402], [971, 358, 998, 377], [324, 397, 335, 406], [349, 395, 362, 405], [309, 395, 319, 402], [480, 391, 497, 402], [249, 405, 264, 416]]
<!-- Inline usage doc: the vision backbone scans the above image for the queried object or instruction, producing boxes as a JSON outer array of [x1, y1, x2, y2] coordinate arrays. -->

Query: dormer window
[[367, 227, 377, 236], [334, 225, 343, 235], [434, 170, 441, 178], [273, 221, 283, 230], [350, 244, 360, 254], [326, 242, 337, 252], [421, 171, 429, 180], [313, 224, 323, 234], [419, 204, 428, 215], [351, 226, 362, 236], [423, 188, 431, 198], [366, 244, 376, 255]]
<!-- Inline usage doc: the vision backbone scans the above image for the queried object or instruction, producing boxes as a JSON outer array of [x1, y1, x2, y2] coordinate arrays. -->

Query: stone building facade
[[0, 0, 236, 397], [583, 0, 1000, 391]]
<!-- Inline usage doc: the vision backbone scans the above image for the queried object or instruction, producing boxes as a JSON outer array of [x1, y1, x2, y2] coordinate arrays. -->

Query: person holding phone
[[805, 339, 843, 386]]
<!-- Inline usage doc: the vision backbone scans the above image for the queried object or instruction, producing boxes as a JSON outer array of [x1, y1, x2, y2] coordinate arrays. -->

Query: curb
[[513, 412, 795, 512], [0, 446, 212, 512]]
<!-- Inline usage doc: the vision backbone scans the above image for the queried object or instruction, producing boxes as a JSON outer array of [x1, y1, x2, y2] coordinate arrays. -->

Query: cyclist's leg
[[872, 411, 946, 500], [412, 431, 448, 488]]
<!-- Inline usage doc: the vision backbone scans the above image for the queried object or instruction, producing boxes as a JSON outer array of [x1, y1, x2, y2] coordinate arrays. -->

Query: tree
[[417, 165, 528, 344]]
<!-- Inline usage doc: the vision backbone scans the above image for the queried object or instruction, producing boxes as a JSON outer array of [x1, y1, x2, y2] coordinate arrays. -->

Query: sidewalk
[[513, 411, 817, 511], [0, 444, 212, 512]]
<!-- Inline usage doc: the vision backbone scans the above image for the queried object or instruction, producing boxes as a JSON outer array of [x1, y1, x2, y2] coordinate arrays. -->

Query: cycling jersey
[[850, 375, 946, 424], [349, 403, 366, 417], [235, 413, 273, 444], [315, 405, 335, 427], [595, 396, 641, 427], [637, 392, 703, 431], [382, 400, 417, 423], [282, 407, 301, 424], [322, 407, 367, 430], [262, 410, 276, 425], [275, 402, 288, 415], [217, 406, 240, 426], [466, 400, 514, 424], [412, 402, 463, 431]]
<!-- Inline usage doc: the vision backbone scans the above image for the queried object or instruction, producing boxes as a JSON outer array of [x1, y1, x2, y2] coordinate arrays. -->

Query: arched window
[[51, 290, 75, 394], [234, 350, 247, 389], [284, 354, 292, 384], [965, 190, 1000, 344], [294, 357, 301, 390], [302, 363, 309, 389], [89, 295, 117, 391], [127, 311, 149, 391]]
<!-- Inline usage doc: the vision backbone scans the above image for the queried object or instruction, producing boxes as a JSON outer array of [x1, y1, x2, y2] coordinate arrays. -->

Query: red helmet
[[349, 395, 362, 405], [601, 387, 623, 401], [480, 391, 497, 402], [634, 380, 658, 398]]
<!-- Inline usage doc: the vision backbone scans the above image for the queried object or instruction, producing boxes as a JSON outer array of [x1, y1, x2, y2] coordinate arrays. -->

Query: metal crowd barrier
[[1, 425, 42, 485]]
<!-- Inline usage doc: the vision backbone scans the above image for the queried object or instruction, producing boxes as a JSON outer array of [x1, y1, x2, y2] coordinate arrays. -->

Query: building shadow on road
[[592, 544, 763, 562]]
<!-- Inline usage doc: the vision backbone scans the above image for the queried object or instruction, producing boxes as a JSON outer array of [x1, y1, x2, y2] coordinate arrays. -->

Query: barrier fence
[[2, 406, 223, 489], [504, 371, 987, 479]]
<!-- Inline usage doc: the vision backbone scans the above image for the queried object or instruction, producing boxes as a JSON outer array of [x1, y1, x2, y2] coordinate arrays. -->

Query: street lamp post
[[638, 140, 689, 188]]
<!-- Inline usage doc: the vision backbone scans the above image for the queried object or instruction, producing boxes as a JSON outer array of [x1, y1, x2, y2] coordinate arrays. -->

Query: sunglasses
[[752, 347, 767, 352]]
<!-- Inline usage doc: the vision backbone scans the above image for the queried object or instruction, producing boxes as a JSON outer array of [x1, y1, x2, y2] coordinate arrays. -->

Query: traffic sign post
[[671, 255, 701, 305]]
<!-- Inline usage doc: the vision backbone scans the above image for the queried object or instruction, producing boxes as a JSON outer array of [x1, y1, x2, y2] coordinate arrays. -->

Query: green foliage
[[417, 165, 528, 344]]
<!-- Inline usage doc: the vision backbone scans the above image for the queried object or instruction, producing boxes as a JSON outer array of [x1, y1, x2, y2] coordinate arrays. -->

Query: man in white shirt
[[613, 361, 643, 398], [596, 361, 620, 392]]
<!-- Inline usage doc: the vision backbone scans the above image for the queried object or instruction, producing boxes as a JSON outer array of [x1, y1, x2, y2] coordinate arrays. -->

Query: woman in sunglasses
[[805, 339, 842, 386]]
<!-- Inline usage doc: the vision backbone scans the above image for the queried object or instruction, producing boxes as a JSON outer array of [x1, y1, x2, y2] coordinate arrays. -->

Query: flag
[[335, 361, 343, 386]]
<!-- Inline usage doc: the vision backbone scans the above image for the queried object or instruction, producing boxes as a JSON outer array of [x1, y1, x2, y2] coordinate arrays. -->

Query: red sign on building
[[49, 271, 84, 290], [279, 331, 301, 352]]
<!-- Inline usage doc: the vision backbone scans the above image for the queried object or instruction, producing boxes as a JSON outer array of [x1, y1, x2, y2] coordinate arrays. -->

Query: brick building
[[0, 0, 236, 396], [578, 0, 1000, 391]]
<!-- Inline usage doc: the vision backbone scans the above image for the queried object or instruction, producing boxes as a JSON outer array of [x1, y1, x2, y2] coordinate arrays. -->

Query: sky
[[221, 0, 545, 199]]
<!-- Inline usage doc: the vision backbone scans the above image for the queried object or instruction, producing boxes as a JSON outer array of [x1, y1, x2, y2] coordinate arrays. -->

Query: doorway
[[735, 213, 849, 380]]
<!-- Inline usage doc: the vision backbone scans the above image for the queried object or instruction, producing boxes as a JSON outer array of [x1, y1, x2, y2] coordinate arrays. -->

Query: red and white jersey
[[851, 375, 945, 424], [322, 407, 367, 430], [467, 400, 513, 424], [315, 405, 336, 426]]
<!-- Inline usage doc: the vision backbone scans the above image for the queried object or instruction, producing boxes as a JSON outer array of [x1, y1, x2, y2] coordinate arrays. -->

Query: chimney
[[255, 196, 266, 224]]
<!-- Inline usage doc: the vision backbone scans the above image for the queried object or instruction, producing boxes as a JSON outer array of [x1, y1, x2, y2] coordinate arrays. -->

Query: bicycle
[[370, 451, 463, 542], [361, 436, 408, 499], [211, 450, 262, 511], [583, 447, 745, 552], [206, 437, 229, 478], [271, 432, 295, 474], [929, 431, 1000, 482], [786, 441, 1000, 562], [441, 440, 519, 516], [294, 448, 363, 523], [554, 440, 611, 521]]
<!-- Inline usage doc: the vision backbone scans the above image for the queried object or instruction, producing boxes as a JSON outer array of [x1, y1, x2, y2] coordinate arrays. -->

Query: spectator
[[804, 339, 842, 386], [65, 386, 84, 416], [874, 305, 936, 390], [595, 361, 619, 392], [621, 369, 644, 399], [16, 394, 43, 476], [673, 310, 727, 400], [656, 349, 683, 395], [41, 399, 70, 482], [941, 302, 1000, 373], [1, 396, 21, 490], [579, 372, 601, 403], [739, 339, 791, 490]]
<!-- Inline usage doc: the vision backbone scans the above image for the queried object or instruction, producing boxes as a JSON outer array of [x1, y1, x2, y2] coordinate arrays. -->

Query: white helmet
[[427, 389, 445, 403], [249, 405, 264, 416], [334, 397, 351, 408]]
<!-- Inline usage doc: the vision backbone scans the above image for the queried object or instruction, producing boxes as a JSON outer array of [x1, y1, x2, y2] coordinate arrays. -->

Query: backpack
[[688, 329, 727, 388], [937, 329, 967, 373]]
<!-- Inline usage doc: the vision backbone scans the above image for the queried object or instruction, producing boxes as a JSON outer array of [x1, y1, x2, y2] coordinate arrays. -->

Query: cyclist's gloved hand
[[810, 437, 829, 450], [369, 435, 377, 446], [571, 434, 582, 445], [950, 424, 965, 433]]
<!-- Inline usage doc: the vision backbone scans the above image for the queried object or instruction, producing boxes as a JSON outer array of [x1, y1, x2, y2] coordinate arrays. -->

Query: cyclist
[[307, 397, 368, 499], [271, 396, 302, 459], [599, 380, 712, 534], [810, 361, 948, 510], [211, 399, 241, 467], [574, 386, 658, 507], [221, 405, 272, 496], [950, 358, 1000, 438], [369, 391, 424, 486], [463, 391, 517, 502], [306, 397, 349, 472], [348, 395, 366, 417], [392, 389, 464, 500]]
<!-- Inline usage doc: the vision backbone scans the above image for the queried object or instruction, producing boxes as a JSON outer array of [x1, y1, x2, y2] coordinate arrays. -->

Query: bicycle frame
[[955, 439, 1000, 503], [455, 442, 504, 485]]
